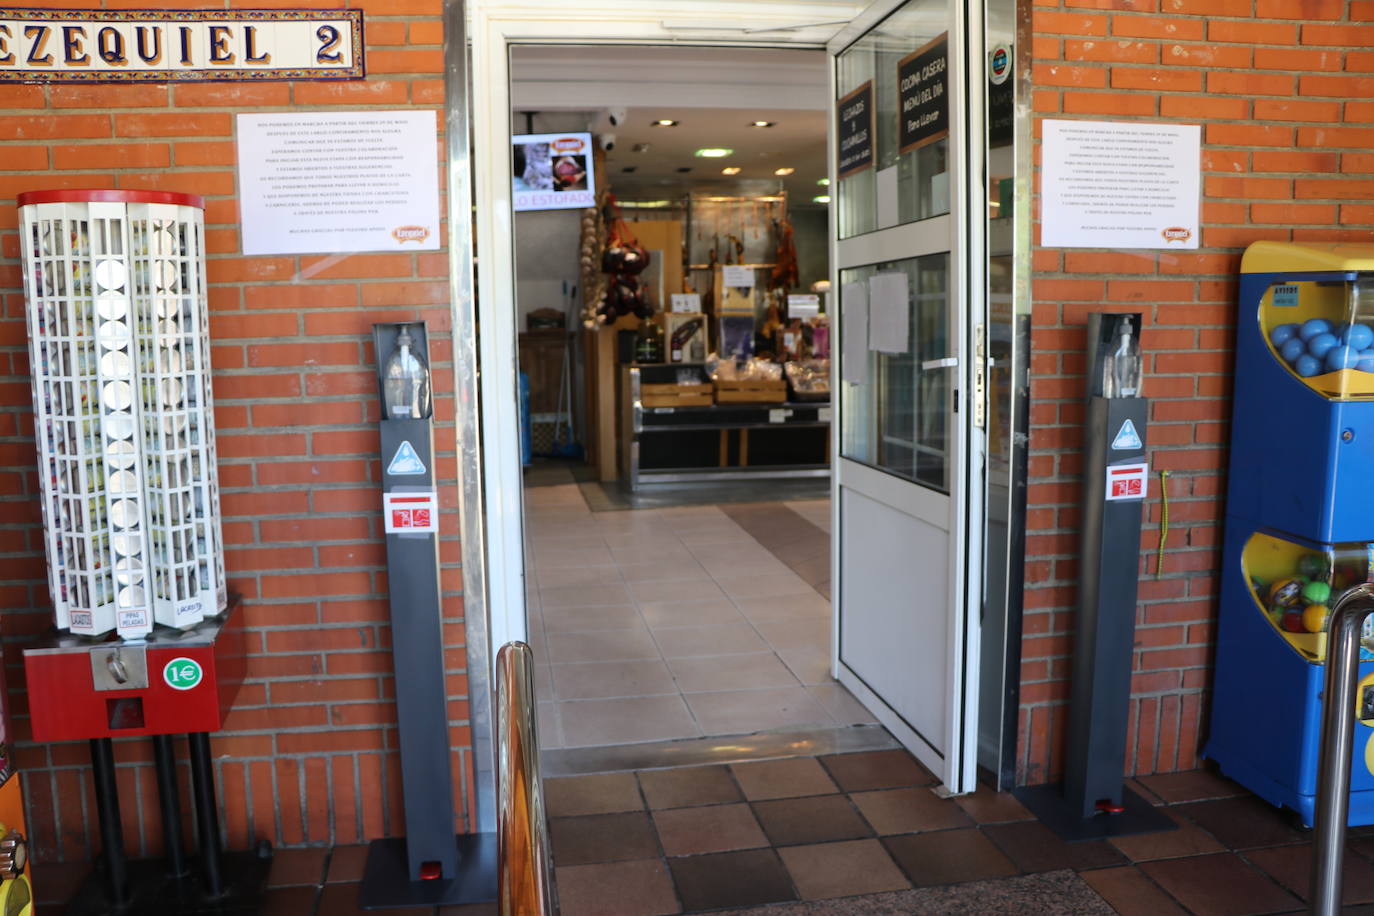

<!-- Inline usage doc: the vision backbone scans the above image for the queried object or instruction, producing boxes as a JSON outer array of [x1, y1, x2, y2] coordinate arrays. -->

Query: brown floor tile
[[1109, 809, 1226, 862], [667, 848, 796, 911], [652, 803, 767, 857], [751, 794, 872, 846], [267, 846, 329, 887], [638, 765, 742, 810], [850, 787, 972, 835], [1135, 767, 1246, 804], [1246, 843, 1374, 904], [557, 858, 680, 916], [819, 749, 934, 792], [983, 821, 1125, 873], [545, 773, 644, 817], [883, 829, 1018, 886], [327, 844, 369, 883], [1140, 852, 1302, 916], [953, 786, 1035, 825], [1175, 795, 1310, 850], [551, 812, 661, 866], [1078, 865, 1189, 916], [778, 838, 911, 900], [317, 882, 418, 915], [261, 885, 320, 916], [731, 757, 839, 800]]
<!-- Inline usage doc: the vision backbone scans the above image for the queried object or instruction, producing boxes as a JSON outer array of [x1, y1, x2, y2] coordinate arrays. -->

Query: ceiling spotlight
[[721, 167, 742, 176], [817, 178, 831, 187], [813, 195, 831, 204], [750, 120, 775, 128], [773, 167, 795, 177], [652, 119, 679, 127], [694, 148, 733, 158]]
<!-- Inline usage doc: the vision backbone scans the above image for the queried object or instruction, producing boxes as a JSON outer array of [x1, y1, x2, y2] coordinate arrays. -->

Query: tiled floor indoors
[[523, 476, 869, 750]]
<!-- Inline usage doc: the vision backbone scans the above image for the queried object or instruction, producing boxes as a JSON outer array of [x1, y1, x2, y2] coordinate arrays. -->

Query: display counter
[[619, 366, 830, 489]]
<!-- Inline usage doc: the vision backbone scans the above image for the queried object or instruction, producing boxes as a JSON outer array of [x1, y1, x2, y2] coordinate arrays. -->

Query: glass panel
[[840, 253, 950, 490], [836, 0, 951, 240], [1262, 275, 1374, 399]]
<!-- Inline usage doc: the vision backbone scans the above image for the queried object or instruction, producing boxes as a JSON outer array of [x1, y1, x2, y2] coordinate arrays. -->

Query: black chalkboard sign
[[837, 81, 874, 178], [898, 33, 949, 154], [988, 41, 1013, 149]]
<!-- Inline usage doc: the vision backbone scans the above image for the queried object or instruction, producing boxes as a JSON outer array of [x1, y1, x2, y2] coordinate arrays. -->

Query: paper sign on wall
[[671, 293, 702, 313], [722, 265, 755, 289], [1041, 119, 1200, 250], [384, 490, 439, 533], [788, 294, 820, 318], [1105, 462, 1148, 501]]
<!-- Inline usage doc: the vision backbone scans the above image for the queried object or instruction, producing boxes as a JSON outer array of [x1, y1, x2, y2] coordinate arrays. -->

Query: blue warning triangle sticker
[[1111, 419, 1142, 451], [387, 441, 426, 476]]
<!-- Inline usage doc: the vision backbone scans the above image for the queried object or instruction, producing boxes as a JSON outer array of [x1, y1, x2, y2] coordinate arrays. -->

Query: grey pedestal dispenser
[[1015, 312, 1176, 842], [358, 322, 496, 909]]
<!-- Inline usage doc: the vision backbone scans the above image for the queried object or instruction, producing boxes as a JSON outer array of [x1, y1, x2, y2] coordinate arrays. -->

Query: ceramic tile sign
[[0, 9, 363, 81], [1041, 119, 1201, 249], [898, 33, 949, 154], [513, 132, 596, 212], [837, 81, 874, 179], [237, 110, 440, 255]]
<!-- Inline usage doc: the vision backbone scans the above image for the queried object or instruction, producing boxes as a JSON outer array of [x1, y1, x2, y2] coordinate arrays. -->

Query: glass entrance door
[[829, 0, 983, 794]]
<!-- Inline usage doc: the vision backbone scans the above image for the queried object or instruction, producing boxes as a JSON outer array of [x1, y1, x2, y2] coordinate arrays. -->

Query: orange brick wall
[[1018, 0, 1374, 784], [0, 1, 473, 864]]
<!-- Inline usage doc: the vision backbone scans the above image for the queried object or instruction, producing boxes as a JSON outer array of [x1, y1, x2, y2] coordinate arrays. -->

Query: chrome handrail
[[1311, 582, 1374, 915], [497, 641, 556, 916]]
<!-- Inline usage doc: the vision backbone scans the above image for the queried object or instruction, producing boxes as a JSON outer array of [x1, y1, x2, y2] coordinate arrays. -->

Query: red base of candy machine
[[23, 597, 246, 742]]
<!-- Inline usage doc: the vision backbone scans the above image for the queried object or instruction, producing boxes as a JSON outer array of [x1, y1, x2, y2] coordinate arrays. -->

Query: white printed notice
[[1041, 119, 1200, 250], [868, 272, 910, 354], [237, 111, 441, 255], [841, 281, 869, 385]]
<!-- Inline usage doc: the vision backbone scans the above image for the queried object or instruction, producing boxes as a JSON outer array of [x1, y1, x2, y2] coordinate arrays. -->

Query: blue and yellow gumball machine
[[1206, 241, 1374, 827]]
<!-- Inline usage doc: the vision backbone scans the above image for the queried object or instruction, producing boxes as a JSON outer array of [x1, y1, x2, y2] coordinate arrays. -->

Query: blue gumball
[[1308, 332, 1339, 359], [1271, 323, 1300, 347], [1327, 345, 1360, 372], [1302, 318, 1334, 341], [1281, 337, 1307, 364], [1358, 358, 1374, 373], [1296, 354, 1322, 377], [1346, 323, 1374, 351]]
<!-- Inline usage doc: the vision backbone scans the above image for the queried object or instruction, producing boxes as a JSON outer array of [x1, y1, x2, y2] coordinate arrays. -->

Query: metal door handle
[[921, 357, 959, 370]]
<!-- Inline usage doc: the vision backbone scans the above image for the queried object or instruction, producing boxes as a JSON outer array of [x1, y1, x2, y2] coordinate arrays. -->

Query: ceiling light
[[651, 119, 679, 127], [750, 121, 775, 128], [817, 178, 831, 187], [773, 167, 795, 177], [721, 167, 741, 176], [813, 195, 831, 204], [694, 148, 733, 158]]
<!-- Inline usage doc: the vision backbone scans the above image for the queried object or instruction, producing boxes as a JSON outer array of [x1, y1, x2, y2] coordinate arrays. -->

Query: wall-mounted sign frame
[[0, 9, 364, 82], [837, 80, 874, 179], [898, 33, 949, 154]]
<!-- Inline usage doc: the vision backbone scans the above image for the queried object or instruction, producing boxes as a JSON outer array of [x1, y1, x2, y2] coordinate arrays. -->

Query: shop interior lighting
[[721, 167, 742, 175], [773, 167, 795, 176], [694, 148, 733, 158], [750, 121, 776, 128], [651, 119, 679, 127], [813, 195, 831, 204], [817, 178, 831, 186]]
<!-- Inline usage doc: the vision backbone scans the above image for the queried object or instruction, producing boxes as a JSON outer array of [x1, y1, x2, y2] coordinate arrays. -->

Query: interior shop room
[[508, 45, 875, 753]]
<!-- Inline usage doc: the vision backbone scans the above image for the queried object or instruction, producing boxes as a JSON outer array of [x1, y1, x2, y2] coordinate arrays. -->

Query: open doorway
[[509, 44, 876, 755]]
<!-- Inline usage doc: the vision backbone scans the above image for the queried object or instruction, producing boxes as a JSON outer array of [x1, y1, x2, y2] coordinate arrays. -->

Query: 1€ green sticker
[[163, 657, 203, 691]]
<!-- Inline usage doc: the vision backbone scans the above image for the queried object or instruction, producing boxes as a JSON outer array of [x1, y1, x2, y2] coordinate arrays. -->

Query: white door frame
[[469, 0, 868, 657], [467, 7, 987, 792]]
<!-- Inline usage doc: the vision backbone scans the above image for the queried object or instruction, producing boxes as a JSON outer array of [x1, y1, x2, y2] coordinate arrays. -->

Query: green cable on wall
[[1156, 469, 1171, 578]]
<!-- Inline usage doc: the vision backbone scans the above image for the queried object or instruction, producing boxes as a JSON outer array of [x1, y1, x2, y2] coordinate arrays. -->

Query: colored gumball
[[1346, 323, 1374, 351], [1270, 577, 1305, 608], [1302, 580, 1332, 605], [1303, 604, 1330, 633], [1301, 317, 1333, 341], [1283, 611, 1307, 633], [1271, 323, 1300, 347], [1296, 354, 1322, 377], [1298, 553, 1329, 579], [1328, 346, 1361, 372], [1358, 351, 1374, 372], [1308, 333, 1339, 359], [1281, 338, 1307, 364]]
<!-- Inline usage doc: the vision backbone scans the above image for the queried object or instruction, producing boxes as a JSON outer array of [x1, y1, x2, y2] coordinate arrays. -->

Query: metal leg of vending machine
[[1016, 313, 1178, 841], [152, 735, 188, 880], [358, 324, 498, 909]]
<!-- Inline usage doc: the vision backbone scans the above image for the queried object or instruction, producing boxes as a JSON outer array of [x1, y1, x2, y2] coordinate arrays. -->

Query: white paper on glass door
[[868, 272, 910, 354]]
